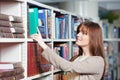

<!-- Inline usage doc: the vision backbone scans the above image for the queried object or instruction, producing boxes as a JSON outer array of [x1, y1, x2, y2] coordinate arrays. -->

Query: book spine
[[0, 33, 13, 38], [9, 16, 23, 23], [0, 27, 11, 33], [11, 22, 23, 28], [12, 27, 25, 34], [0, 13, 9, 21], [29, 8, 39, 35], [0, 20, 11, 27], [38, 9, 47, 38], [27, 42, 40, 77], [0, 69, 14, 78], [13, 34, 25, 38]]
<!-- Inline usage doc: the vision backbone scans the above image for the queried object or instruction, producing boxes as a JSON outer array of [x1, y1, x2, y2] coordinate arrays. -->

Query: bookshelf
[[1, 0, 119, 80], [100, 20, 120, 80], [0, 0, 82, 80]]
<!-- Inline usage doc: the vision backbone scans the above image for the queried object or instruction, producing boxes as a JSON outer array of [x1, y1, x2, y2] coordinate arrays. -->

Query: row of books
[[27, 42, 51, 77], [27, 42, 78, 77], [54, 43, 69, 60], [28, 8, 84, 39], [28, 8, 52, 39], [104, 41, 120, 80], [102, 20, 120, 39], [0, 13, 25, 38], [71, 43, 79, 57], [71, 17, 83, 39], [29, 7, 70, 39], [54, 14, 69, 39], [0, 62, 24, 80]]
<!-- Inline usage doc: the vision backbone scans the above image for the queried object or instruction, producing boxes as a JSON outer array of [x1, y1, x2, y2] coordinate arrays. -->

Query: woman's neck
[[82, 47, 91, 56]]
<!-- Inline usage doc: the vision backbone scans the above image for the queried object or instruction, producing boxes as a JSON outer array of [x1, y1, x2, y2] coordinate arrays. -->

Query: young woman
[[31, 21, 106, 80]]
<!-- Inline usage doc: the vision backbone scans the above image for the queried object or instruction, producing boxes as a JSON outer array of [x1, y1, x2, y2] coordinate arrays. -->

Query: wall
[[59, 0, 100, 22]]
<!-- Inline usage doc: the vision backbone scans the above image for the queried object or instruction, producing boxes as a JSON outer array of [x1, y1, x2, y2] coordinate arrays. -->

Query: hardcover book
[[0, 20, 11, 27], [29, 8, 38, 35], [9, 15, 23, 23], [0, 69, 14, 78], [0, 13, 9, 21], [0, 62, 23, 69], [0, 27, 11, 33], [38, 9, 48, 38], [0, 33, 13, 38], [11, 22, 23, 28], [13, 34, 25, 38], [11, 27, 25, 34], [0, 73, 24, 80], [27, 42, 40, 77]]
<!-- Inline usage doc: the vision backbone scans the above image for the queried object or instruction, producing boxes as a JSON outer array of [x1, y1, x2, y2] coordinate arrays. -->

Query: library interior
[[0, 0, 120, 80]]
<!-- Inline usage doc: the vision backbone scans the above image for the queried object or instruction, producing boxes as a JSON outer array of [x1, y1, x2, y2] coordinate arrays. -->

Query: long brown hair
[[70, 21, 106, 80]]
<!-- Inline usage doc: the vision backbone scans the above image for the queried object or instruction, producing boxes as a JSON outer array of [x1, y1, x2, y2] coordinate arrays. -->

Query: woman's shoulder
[[87, 56, 104, 65], [88, 56, 103, 60]]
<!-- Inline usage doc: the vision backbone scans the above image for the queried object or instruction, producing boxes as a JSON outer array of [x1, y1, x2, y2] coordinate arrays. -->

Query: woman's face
[[75, 25, 89, 47]]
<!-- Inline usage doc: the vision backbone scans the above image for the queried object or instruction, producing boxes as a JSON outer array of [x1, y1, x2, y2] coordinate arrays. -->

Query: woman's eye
[[83, 32, 87, 35]]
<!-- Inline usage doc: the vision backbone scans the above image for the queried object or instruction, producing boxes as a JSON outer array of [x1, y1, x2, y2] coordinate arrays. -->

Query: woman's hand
[[31, 34, 47, 49], [31, 33, 43, 42]]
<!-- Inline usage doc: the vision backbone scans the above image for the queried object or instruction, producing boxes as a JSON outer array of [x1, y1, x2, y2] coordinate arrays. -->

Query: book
[[0, 33, 13, 38], [64, 15, 69, 39], [38, 9, 48, 38], [27, 42, 40, 77], [11, 22, 23, 28], [29, 8, 38, 35], [10, 27, 24, 34], [0, 73, 24, 80], [0, 76, 15, 80], [0, 69, 14, 78], [55, 15, 69, 39], [55, 17, 60, 39], [47, 10, 52, 38], [27, 42, 52, 76], [54, 43, 69, 60], [0, 62, 23, 69], [13, 34, 25, 38], [0, 27, 11, 33], [0, 13, 9, 21], [0, 67, 24, 78], [0, 64, 14, 69], [9, 15, 23, 23], [36, 43, 51, 73], [14, 67, 24, 75], [15, 73, 24, 80], [72, 44, 79, 57], [0, 20, 11, 27]]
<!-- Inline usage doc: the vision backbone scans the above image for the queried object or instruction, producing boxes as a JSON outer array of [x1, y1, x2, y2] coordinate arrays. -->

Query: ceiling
[[98, 0, 120, 10], [34, 0, 120, 10], [36, 0, 120, 10]]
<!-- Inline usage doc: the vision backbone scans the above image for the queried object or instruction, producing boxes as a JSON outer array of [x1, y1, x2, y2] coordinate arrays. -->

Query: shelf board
[[53, 69, 61, 74], [70, 39, 76, 42], [27, 71, 52, 79], [53, 39, 71, 42], [27, 38, 53, 42], [0, 38, 25, 43], [104, 38, 120, 41]]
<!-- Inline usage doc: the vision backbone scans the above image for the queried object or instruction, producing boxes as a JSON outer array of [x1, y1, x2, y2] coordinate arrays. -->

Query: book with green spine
[[29, 8, 38, 35]]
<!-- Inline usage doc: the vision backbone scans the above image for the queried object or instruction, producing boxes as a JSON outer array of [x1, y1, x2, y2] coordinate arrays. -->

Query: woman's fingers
[[31, 34, 43, 41], [31, 34, 38, 40]]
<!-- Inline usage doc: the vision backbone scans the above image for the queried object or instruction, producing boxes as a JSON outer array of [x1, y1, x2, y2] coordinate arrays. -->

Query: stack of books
[[0, 14, 13, 38], [0, 62, 24, 80], [0, 13, 25, 38]]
